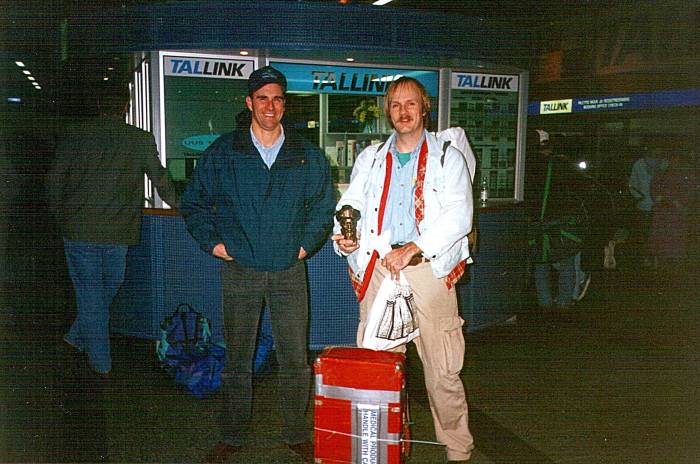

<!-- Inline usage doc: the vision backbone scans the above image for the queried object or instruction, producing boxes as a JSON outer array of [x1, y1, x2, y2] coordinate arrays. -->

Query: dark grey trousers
[[218, 259, 311, 446]]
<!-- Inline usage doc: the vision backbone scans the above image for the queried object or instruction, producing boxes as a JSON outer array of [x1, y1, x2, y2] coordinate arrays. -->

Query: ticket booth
[[94, 1, 531, 346]]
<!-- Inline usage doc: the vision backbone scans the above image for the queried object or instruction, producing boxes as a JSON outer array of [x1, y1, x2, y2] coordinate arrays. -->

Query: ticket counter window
[[271, 62, 439, 187], [158, 53, 256, 185], [284, 93, 321, 148], [164, 77, 247, 183], [321, 93, 438, 185], [323, 94, 391, 185]]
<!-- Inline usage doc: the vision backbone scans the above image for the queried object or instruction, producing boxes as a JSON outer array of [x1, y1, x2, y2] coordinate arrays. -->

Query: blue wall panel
[[458, 206, 528, 331], [112, 208, 527, 346], [307, 240, 359, 350], [112, 214, 224, 342]]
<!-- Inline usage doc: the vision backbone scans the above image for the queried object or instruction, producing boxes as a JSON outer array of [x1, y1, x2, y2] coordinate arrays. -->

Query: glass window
[[322, 94, 390, 184], [164, 76, 246, 183], [285, 93, 320, 147], [449, 83, 520, 200], [270, 62, 439, 187]]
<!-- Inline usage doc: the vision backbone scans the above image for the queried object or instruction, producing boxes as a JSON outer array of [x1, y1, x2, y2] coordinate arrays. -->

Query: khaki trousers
[[358, 262, 474, 461]]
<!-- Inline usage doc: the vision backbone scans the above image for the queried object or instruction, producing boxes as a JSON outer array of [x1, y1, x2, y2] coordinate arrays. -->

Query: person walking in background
[[525, 130, 591, 313], [332, 76, 475, 463], [648, 150, 696, 270], [628, 145, 668, 267], [180, 66, 334, 464], [47, 84, 180, 375]]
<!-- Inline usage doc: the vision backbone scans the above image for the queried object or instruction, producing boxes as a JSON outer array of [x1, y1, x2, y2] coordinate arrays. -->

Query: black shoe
[[203, 442, 242, 463], [287, 441, 314, 463]]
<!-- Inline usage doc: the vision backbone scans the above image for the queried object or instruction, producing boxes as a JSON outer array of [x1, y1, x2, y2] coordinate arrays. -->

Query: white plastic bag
[[362, 272, 420, 351]]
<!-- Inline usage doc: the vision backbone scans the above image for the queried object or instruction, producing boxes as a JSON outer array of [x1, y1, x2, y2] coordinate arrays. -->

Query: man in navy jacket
[[181, 66, 334, 463]]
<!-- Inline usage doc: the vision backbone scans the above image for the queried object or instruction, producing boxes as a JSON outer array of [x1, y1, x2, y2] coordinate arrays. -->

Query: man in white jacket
[[332, 77, 474, 462]]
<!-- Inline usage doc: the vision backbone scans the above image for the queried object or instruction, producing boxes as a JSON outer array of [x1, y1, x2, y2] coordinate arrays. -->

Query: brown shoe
[[287, 441, 314, 463], [203, 442, 242, 463]]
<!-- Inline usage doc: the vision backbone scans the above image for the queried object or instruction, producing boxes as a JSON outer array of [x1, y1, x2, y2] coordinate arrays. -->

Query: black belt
[[390, 244, 429, 266]]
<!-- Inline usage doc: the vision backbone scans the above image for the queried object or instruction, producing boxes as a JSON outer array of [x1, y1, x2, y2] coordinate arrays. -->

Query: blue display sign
[[270, 62, 439, 96], [182, 134, 220, 152], [529, 89, 700, 115]]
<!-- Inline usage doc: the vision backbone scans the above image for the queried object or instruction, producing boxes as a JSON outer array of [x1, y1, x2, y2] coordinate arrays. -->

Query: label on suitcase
[[314, 347, 409, 464]]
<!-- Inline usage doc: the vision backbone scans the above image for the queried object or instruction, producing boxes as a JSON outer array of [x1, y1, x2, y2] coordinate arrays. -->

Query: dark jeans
[[219, 260, 310, 446], [534, 253, 576, 308], [63, 240, 128, 373]]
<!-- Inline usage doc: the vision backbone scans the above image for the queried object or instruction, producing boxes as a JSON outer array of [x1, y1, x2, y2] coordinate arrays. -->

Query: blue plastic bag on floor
[[171, 344, 226, 399], [156, 304, 225, 399]]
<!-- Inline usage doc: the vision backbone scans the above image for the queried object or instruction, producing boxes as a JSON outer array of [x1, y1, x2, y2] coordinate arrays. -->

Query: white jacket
[[334, 130, 473, 280]]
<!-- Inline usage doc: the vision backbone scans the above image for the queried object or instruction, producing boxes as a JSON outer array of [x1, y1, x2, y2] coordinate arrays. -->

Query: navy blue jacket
[[180, 126, 335, 272]]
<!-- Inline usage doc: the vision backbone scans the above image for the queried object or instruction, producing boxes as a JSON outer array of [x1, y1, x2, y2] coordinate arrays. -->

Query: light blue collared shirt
[[250, 126, 285, 169], [383, 132, 426, 245]]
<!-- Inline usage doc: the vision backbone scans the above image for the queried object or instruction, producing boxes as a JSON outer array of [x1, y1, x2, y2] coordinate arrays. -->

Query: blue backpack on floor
[[156, 303, 225, 399]]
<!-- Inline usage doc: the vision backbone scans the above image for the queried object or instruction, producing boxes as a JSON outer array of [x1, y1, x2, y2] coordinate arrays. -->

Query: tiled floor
[[1, 252, 698, 463]]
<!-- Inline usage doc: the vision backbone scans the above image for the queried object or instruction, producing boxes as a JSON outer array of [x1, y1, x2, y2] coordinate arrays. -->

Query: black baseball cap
[[248, 66, 287, 95]]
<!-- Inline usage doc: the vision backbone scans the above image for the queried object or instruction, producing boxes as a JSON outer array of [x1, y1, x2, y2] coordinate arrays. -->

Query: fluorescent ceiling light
[[373, 0, 393, 5], [103, 77, 109, 81], [7, 97, 22, 103], [239, 50, 249, 56], [27, 76, 35, 81], [34, 86, 41, 90], [345, 57, 355, 62], [15, 61, 25, 67], [22, 70, 31, 75]]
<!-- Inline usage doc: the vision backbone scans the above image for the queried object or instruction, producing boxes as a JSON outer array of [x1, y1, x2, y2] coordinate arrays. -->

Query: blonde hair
[[383, 77, 431, 129]]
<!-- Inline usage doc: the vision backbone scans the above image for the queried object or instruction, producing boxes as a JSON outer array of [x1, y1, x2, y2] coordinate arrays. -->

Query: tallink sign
[[270, 62, 439, 96], [451, 72, 519, 92], [164, 56, 255, 80], [528, 89, 700, 115], [540, 99, 573, 114]]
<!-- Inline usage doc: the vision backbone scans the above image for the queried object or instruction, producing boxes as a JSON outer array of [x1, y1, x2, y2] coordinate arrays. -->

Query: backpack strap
[[370, 141, 387, 170], [440, 140, 451, 167]]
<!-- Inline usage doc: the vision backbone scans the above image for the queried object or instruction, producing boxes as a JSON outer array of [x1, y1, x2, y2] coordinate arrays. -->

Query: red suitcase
[[314, 347, 410, 464]]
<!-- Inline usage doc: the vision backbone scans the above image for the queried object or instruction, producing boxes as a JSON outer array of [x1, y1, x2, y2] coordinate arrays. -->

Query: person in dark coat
[[47, 84, 180, 374], [649, 152, 696, 264], [526, 130, 591, 311]]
